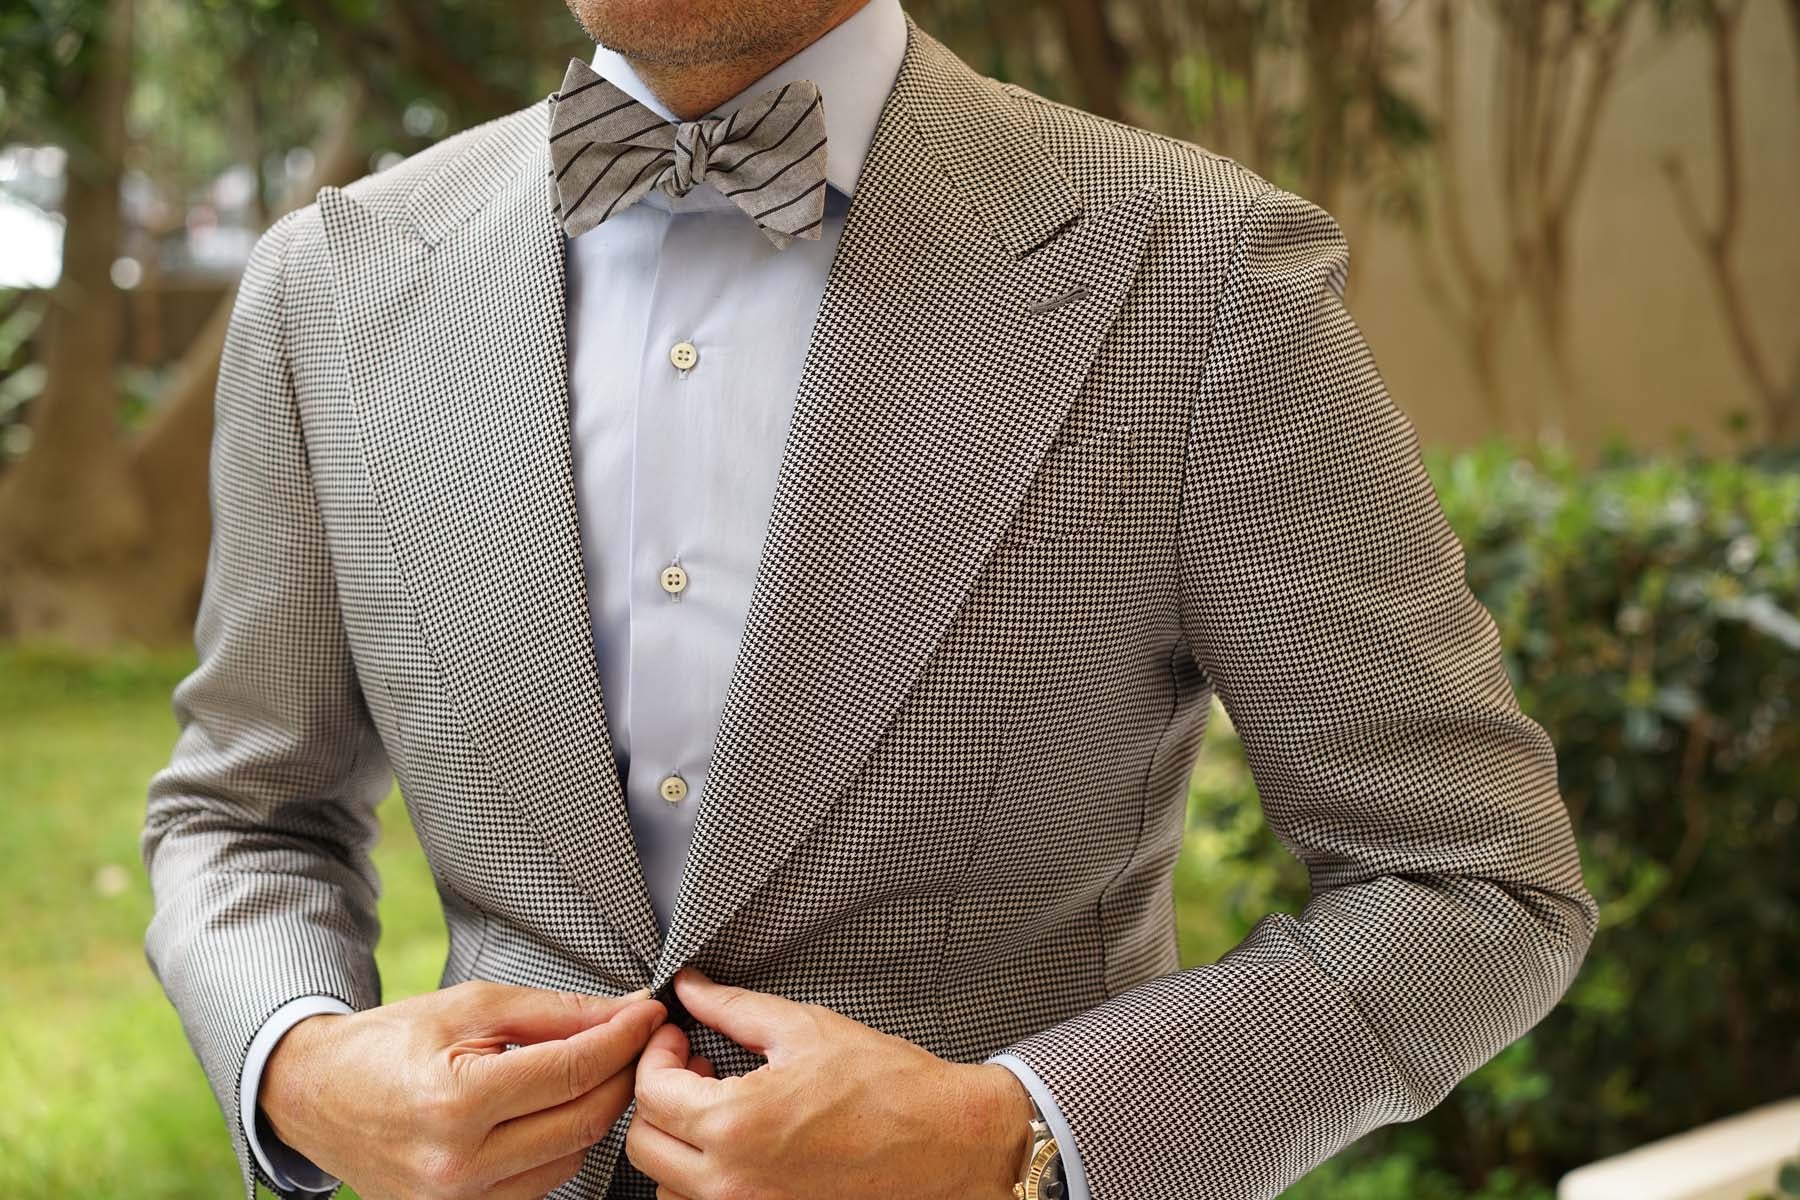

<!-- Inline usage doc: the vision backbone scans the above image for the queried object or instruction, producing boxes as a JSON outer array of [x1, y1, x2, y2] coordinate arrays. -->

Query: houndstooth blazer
[[142, 10, 1598, 1199]]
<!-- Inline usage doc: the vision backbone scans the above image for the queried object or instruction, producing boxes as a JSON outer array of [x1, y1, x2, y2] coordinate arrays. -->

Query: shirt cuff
[[241, 994, 355, 1195], [987, 1051, 1091, 1200]]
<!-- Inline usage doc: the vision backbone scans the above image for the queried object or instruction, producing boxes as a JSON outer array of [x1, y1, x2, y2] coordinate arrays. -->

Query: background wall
[[1349, 0, 1800, 451]]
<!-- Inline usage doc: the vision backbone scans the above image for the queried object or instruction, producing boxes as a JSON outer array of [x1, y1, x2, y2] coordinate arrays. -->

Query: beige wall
[[1336, 1, 1799, 453]]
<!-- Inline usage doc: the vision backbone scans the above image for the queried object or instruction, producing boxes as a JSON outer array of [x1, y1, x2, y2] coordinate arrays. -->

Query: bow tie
[[547, 57, 830, 249]]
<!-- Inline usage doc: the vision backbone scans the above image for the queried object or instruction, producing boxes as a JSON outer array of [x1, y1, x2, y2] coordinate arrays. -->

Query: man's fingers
[[633, 1022, 724, 1143], [689, 1053, 715, 1078], [485, 1145, 589, 1200], [476, 1063, 635, 1183], [467, 998, 666, 1122], [636, 1020, 693, 1074], [444, 979, 655, 1044], [624, 1109, 709, 1193], [670, 967, 800, 1057]]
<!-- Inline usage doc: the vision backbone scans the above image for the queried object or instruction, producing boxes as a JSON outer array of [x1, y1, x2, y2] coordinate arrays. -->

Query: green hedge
[[1182, 443, 1800, 1196]]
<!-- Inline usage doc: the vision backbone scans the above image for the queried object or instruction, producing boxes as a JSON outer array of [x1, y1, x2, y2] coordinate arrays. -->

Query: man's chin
[[566, 0, 845, 68], [569, 0, 751, 62]]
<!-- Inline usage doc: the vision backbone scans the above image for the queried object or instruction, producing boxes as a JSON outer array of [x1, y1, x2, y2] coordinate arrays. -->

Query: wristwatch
[[1011, 1100, 1067, 1200]]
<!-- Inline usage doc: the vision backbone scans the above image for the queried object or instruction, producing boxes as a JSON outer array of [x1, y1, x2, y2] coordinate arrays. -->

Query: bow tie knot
[[668, 121, 717, 197], [548, 58, 830, 249]]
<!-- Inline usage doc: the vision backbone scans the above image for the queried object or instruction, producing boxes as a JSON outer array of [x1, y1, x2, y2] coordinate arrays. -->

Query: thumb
[[671, 968, 799, 1057]]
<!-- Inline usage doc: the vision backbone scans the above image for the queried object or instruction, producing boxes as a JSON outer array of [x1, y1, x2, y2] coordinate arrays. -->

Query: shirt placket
[[625, 197, 731, 932]]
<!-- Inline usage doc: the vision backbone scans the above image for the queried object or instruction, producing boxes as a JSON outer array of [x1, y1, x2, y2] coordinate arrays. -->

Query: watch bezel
[[1022, 1135, 1062, 1198]]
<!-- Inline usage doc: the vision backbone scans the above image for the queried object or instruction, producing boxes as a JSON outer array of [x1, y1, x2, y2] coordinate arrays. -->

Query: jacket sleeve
[[996, 182, 1599, 1199], [140, 206, 392, 1200]]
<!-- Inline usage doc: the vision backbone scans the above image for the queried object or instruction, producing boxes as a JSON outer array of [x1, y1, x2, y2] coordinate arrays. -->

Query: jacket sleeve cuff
[[986, 1051, 1091, 1200], [240, 994, 355, 1195]]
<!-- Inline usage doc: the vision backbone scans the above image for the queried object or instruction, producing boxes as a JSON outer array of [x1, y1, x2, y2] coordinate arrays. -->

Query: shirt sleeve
[[987, 1052, 1091, 1200], [240, 994, 355, 1195]]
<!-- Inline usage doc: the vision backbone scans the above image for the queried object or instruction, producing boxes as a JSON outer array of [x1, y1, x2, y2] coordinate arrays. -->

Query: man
[[141, 0, 1599, 1196]]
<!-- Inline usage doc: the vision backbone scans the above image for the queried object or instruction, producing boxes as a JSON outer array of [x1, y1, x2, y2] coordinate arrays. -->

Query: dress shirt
[[239, 3, 1089, 1195]]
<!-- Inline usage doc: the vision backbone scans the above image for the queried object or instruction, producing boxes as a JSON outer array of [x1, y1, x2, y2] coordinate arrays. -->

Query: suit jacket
[[142, 11, 1599, 1199]]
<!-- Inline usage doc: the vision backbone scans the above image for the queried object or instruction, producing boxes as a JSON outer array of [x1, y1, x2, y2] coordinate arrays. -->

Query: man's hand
[[260, 980, 667, 1200], [627, 968, 1033, 1200]]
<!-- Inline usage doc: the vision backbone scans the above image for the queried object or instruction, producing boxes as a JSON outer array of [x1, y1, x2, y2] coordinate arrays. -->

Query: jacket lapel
[[652, 15, 1162, 982], [317, 122, 665, 981]]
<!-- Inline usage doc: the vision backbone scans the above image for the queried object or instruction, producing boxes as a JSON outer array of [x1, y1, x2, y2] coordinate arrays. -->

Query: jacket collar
[[325, 11, 1082, 260]]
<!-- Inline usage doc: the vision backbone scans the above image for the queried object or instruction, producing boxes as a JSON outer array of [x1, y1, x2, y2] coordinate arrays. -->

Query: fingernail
[[623, 987, 652, 1000]]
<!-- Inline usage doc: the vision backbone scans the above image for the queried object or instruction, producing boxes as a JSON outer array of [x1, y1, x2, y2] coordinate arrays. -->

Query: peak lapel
[[653, 16, 1162, 983], [317, 129, 664, 981]]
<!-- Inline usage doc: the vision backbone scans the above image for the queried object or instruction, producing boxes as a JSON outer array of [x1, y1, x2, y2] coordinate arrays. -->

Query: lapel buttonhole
[[1027, 284, 1091, 315]]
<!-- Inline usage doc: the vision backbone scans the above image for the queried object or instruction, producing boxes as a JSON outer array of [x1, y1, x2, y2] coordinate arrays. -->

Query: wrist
[[259, 1011, 346, 1147], [965, 1062, 1036, 1196]]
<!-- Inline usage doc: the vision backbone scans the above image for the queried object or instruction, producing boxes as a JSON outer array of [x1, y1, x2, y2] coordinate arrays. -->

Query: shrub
[[1183, 442, 1800, 1193]]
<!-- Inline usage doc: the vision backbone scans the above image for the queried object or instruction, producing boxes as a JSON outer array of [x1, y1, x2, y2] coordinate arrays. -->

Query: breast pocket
[[998, 422, 1134, 546]]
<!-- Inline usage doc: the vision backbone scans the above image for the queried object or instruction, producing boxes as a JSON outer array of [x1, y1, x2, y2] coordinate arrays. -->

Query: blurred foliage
[[1185, 442, 1800, 1192], [0, 0, 1439, 236], [1, 0, 585, 224], [0, 0, 110, 142]]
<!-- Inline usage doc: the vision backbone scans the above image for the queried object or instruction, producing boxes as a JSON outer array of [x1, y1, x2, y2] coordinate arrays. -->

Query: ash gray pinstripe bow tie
[[548, 58, 829, 249]]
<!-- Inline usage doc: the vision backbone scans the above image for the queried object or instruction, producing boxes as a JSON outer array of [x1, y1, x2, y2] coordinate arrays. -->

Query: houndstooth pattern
[[142, 10, 1597, 1200], [548, 58, 829, 248]]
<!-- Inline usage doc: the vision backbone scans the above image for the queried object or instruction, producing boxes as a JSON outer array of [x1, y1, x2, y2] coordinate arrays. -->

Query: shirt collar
[[587, 0, 905, 203]]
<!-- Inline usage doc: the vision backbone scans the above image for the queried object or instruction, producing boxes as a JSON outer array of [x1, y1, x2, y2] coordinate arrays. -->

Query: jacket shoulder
[[243, 99, 549, 300], [995, 81, 1277, 227], [335, 99, 550, 241]]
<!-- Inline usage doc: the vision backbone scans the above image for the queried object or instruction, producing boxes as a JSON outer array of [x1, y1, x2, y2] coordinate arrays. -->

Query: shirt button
[[659, 562, 688, 596], [659, 773, 689, 804], [669, 341, 698, 371]]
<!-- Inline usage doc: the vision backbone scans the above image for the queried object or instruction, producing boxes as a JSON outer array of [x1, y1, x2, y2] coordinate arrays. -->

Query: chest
[[563, 188, 853, 547]]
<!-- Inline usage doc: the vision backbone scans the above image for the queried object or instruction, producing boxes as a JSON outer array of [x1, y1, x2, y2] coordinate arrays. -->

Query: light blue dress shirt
[[240, 3, 1089, 1195]]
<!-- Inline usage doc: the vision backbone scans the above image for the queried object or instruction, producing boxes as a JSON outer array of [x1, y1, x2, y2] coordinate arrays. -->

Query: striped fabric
[[548, 57, 829, 248]]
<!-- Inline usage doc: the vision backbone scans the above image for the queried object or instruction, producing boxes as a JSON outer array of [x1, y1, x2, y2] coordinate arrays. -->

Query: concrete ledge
[[1558, 1098, 1800, 1200]]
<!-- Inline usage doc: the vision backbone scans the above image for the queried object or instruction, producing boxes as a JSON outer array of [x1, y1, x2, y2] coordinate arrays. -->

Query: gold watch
[[1011, 1107, 1066, 1200]]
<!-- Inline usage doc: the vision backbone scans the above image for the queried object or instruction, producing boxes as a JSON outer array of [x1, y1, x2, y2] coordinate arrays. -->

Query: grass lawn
[[0, 641, 1275, 1198], [0, 645, 453, 1198]]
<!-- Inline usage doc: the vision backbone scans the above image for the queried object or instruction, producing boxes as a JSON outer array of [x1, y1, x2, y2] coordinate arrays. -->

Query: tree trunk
[[1302, 0, 1356, 212], [1055, 0, 1129, 120], [1662, 0, 1800, 446], [127, 89, 372, 639], [1410, 0, 1519, 433], [0, 81, 368, 645], [0, 0, 139, 638]]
